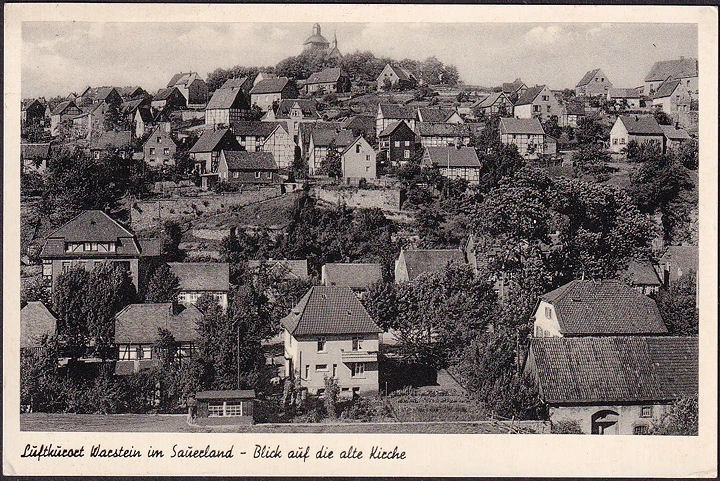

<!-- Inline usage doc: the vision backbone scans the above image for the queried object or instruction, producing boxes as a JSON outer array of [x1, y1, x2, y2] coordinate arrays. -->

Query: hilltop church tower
[[303, 23, 342, 58]]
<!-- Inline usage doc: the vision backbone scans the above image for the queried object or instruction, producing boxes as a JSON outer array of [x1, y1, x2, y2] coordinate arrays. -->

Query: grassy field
[[20, 413, 520, 434]]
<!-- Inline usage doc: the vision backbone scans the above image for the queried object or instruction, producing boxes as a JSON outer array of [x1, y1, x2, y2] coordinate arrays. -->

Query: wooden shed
[[191, 390, 255, 425]]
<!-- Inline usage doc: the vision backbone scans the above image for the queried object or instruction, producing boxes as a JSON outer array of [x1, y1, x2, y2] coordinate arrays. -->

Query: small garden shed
[[191, 390, 255, 425]]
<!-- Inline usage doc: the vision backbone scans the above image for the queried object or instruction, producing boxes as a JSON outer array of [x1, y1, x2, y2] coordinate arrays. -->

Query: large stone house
[[652, 78, 692, 116], [575, 68, 613, 97], [376, 103, 416, 138], [525, 336, 697, 434], [378, 121, 418, 165], [499, 117, 553, 158], [143, 127, 178, 168], [115, 302, 203, 375], [40, 210, 143, 290], [644, 57, 698, 96], [422, 146, 481, 185], [205, 87, 250, 128], [249, 78, 299, 112], [281, 286, 382, 396], [376, 64, 418, 91], [513, 85, 564, 122], [167, 72, 208, 105], [609, 115, 665, 154], [304, 67, 351, 94], [394, 248, 465, 284], [531, 279, 667, 338], [167, 262, 230, 310]]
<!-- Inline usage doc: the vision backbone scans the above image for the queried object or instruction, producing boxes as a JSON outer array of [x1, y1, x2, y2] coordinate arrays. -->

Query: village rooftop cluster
[[20, 23, 699, 435]]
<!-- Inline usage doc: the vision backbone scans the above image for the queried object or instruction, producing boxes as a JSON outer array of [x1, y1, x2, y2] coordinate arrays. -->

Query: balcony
[[340, 350, 378, 363]]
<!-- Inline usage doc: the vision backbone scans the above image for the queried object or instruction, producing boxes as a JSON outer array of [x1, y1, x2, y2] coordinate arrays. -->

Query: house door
[[591, 410, 619, 435]]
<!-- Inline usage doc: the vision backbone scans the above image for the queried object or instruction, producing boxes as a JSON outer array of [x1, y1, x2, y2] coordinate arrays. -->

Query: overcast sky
[[22, 22, 697, 98]]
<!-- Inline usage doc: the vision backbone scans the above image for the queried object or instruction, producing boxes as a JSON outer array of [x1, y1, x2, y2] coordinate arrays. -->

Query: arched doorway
[[591, 409, 619, 434]]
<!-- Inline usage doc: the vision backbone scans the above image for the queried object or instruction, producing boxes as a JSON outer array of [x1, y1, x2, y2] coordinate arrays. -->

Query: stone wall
[[311, 186, 403, 211], [130, 187, 282, 231]]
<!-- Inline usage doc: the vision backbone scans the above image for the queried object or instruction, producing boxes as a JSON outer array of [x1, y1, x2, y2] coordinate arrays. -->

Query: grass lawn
[[20, 413, 518, 434]]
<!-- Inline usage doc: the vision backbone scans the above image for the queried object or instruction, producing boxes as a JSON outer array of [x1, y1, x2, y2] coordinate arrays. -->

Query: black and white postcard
[[3, 3, 717, 477]]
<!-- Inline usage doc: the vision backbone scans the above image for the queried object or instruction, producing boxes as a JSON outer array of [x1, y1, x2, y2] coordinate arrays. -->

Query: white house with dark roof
[[472, 91, 514, 116], [40, 210, 143, 289], [513, 85, 565, 121], [308, 128, 356, 175], [525, 336, 697, 434], [575, 68, 613, 97], [189, 128, 242, 176], [416, 107, 464, 124], [304, 67, 351, 94], [644, 57, 698, 96], [214, 150, 279, 186], [376, 64, 418, 91], [167, 72, 208, 105], [50, 100, 82, 136], [249, 77, 299, 112], [607, 87, 642, 108], [499, 117, 553, 158], [532, 279, 667, 338], [394, 248, 465, 284], [114, 302, 203, 374], [167, 262, 230, 310], [220, 76, 252, 96], [609, 115, 665, 154], [376, 103, 416, 138], [231, 120, 284, 152], [340, 136, 376, 180], [422, 146, 481, 184], [205, 87, 250, 128], [260, 123, 294, 170], [281, 286, 382, 396], [415, 122, 472, 148]]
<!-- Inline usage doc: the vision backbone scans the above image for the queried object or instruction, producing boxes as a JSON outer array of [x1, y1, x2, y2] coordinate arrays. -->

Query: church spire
[[333, 30, 337, 48]]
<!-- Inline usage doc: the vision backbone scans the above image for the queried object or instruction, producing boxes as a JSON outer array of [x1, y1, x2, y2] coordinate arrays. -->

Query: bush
[[551, 419, 584, 434], [323, 376, 340, 419], [340, 397, 377, 422]]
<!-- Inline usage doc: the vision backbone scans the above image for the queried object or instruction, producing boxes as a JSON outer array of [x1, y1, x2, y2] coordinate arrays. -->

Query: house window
[[356, 144, 361, 153], [394, 141, 400, 147], [157, 137, 161, 143], [352, 337, 362, 351], [62, 261, 71, 273], [633, 425, 649, 435], [317, 388, 325, 396], [305, 364, 310, 378], [613, 138, 618, 145], [544, 306, 552, 318], [317, 337, 326, 352], [255, 171, 261, 179], [208, 401, 245, 417], [42, 260, 52, 278], [233, 172, 239, 178], [620, 138, 626, 145], [351, 362, 365, 377], [404, 149, 410, 159], [149, 148, 156, 155], [542, 95, 549, 101], [404, 141, 410, 147], [316, 364, 328, 372], [365, 166, 370, 172], [641, 406, 653, 418], [164, 148, 170, 155]]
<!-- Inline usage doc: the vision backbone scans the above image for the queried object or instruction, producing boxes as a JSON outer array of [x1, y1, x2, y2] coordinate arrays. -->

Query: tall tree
[[319, 142, 342, 179], [52, 267, 93, 358], [655, 271, 698, 336], [145, 264, 180, 303]]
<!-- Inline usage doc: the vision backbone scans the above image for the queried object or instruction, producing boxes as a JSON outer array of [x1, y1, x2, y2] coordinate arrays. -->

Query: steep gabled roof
[[167, 72, 202, 87], [167, 262, 230, 292], [222, 150, 277, 171], [618, 115, 664, 135], [206, 88, 247, 110], [514, 85, 546, 106], [220, 77, 250, 90], [51, 100, 78, 116], [502, 78, 526, 94], [624, 259, 662, 287], [541, 279, 667, 335], [378, 103, 414, 120], [189, 128, 239, 153], [473, 91, 507, 109], [281, 286, 381, 336], [378, 120, 415, 138], [645, 57, 698, 82], [576, 68, 601, 87], [272, 99, 319, 119], [530, 336, 698, 404], [660, 125, 692, 141], [418, 107, 458, 123], [382, 64, 415, 82], [231, 120, 283, 138], [398, 249, 465, 282], [115, 303, 203, 344], [424, 146, 481, 168], [499, 117, 545, 135], [305, 67, 344, 85], [653, 78, 683, 99], [44, 210, 135, 243], [154, 87, 183, 101], [658, 245, 698, 281], [310, 128, 355, 148], [342, 115, 376, 134], [322, 263, 383, 289], [250, 78, 291, 95], [21, 301, 57, 348]]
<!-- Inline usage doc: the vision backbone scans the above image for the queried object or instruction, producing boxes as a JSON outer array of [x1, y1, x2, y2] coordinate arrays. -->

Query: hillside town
[[20, 23, 699, 435]]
